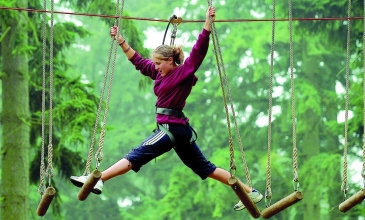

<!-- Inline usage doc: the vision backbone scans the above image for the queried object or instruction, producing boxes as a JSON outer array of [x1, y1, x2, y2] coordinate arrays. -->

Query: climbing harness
[[155, 107, 198, 145]]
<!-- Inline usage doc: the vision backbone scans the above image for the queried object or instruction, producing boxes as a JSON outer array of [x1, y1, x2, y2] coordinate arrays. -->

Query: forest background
[[1, 0, 365, 219]]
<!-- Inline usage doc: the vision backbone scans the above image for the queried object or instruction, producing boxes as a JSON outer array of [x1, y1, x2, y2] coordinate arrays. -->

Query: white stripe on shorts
[[142, 130, 166, 146]]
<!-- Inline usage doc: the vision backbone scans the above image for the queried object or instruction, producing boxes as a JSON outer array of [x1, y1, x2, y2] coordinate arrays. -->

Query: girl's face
[[152, 56, 174, 77]]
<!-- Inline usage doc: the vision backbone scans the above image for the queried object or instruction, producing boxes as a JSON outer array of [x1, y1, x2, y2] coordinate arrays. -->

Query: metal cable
[[0, 6, 363, 22]]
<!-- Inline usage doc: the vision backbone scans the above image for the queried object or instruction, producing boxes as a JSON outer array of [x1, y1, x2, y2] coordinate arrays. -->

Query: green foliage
[[301, 153, 341, 199], [0, 0, 148, 217], [1, 0, 365, 219]]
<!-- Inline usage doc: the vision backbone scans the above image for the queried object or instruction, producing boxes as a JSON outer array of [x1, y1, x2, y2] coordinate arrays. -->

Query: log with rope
[[338, 0, 365, 212], [77, 0, 125, 201], [261, 0, 303, 218], [36, 0, 56, 216], [207, 0, 260, 218]]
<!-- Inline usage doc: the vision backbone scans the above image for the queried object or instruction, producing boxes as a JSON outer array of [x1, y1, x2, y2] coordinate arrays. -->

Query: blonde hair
[[151, 45, 184, 65]]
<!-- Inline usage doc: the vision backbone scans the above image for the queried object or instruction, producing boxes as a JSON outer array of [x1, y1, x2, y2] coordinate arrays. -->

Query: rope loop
[[265, 187, 272, 207]]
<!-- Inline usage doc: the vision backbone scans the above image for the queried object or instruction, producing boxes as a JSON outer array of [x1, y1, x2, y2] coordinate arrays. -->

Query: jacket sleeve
[[129, 52, 158, 80], [169, 29, 210, 84], [183, 29, 210, 75]]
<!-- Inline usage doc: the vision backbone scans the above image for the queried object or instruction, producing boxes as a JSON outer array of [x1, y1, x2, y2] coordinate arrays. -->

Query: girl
[[70, 6, 262, 211]]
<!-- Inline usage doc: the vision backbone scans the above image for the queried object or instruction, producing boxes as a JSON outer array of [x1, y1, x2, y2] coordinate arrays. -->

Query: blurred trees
[[0, 0, 365, 219]]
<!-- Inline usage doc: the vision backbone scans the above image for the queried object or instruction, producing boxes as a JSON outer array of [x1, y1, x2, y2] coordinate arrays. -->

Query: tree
[[2, 0, 365, 219], [0, 0, 147, 219], [1, 0, 30, 219]]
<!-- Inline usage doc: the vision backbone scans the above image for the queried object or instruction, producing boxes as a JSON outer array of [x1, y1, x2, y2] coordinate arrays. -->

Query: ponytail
[[152, 45, 185, 65]]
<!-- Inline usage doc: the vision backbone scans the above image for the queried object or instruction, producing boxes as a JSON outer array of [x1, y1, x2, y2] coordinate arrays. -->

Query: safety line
[[0, 6, 364, 23]]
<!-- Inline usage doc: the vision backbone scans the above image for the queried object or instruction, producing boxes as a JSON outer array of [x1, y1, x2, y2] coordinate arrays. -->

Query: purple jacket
[[129, 28, 211, 125]]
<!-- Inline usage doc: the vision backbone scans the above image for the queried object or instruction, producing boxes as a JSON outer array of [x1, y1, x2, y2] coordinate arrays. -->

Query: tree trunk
[[301, 42, 321, 220], [1, 0, 30, 219]]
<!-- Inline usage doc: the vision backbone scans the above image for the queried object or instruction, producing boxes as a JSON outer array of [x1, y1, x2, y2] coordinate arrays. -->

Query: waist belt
[[155, 108, 197, 144], [156, 107, 185, 118]]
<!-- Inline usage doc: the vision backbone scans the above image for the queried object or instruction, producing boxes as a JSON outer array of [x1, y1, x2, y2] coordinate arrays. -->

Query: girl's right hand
[[110, 26, 118, 39], [206, 6, 216, 22]]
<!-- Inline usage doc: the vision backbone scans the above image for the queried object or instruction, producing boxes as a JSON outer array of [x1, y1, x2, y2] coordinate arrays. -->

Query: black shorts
[[124, 123, 216, 179]]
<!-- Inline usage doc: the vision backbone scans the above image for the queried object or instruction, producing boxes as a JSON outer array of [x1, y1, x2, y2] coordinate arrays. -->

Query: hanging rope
[[38, 0, 54, 196], [341, 0, 352, 199], [38, 0, 48, 197], [94, 0, 125, 168], [46, 0, 55, 185], [337, 1, 365, 212], [265, 0, 276, 207], [288, 0, 299, 190], [83, 0, 125, 175], [362, 0, 365, 189], [36, 0, 56, 216], [206, 0, 252, 187]]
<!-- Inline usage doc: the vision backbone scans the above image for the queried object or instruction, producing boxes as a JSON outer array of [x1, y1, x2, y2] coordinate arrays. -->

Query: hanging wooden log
[[339, 189, 365, 212], [77, 169, 102, 201], [262, 191, 303, 219], [36, 187, 56, 216], [228, 176, 261, 218]]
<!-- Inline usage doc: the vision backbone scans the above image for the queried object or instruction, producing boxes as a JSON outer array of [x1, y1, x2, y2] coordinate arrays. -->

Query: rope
[[83, 0, 125, 174], [265, 0, 276, 207], [45, 0, 55, 185], [362, 0, 365, 189], [341, 0, 351, 198], [207, 0, 252, 187], [95, 0, 125, 168], [38, 0, 55, 196], [206, 0, 235, 175], [38, 0, 47, 196], [0, 6, 364, 22], [288, 0, 299, 190]]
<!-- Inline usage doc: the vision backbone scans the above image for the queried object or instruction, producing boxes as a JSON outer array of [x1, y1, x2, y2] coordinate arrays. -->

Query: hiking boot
[[233, 188, 263, 211], [70, 175, 103, 194]]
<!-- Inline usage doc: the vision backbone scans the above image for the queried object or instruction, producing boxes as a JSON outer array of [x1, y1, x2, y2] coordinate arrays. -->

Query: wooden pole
[[77, 169, 102, 201], [228, 176, 261, 218], [339, 189, 365, 213], [262, 191, 303, 219], [36, 187, 56, 216]]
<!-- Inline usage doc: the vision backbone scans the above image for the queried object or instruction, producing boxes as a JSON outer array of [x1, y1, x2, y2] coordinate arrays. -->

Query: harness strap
[[157, 124, 176, 146], [155, 107, 198, 144], [156, 107, 185, 118]]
